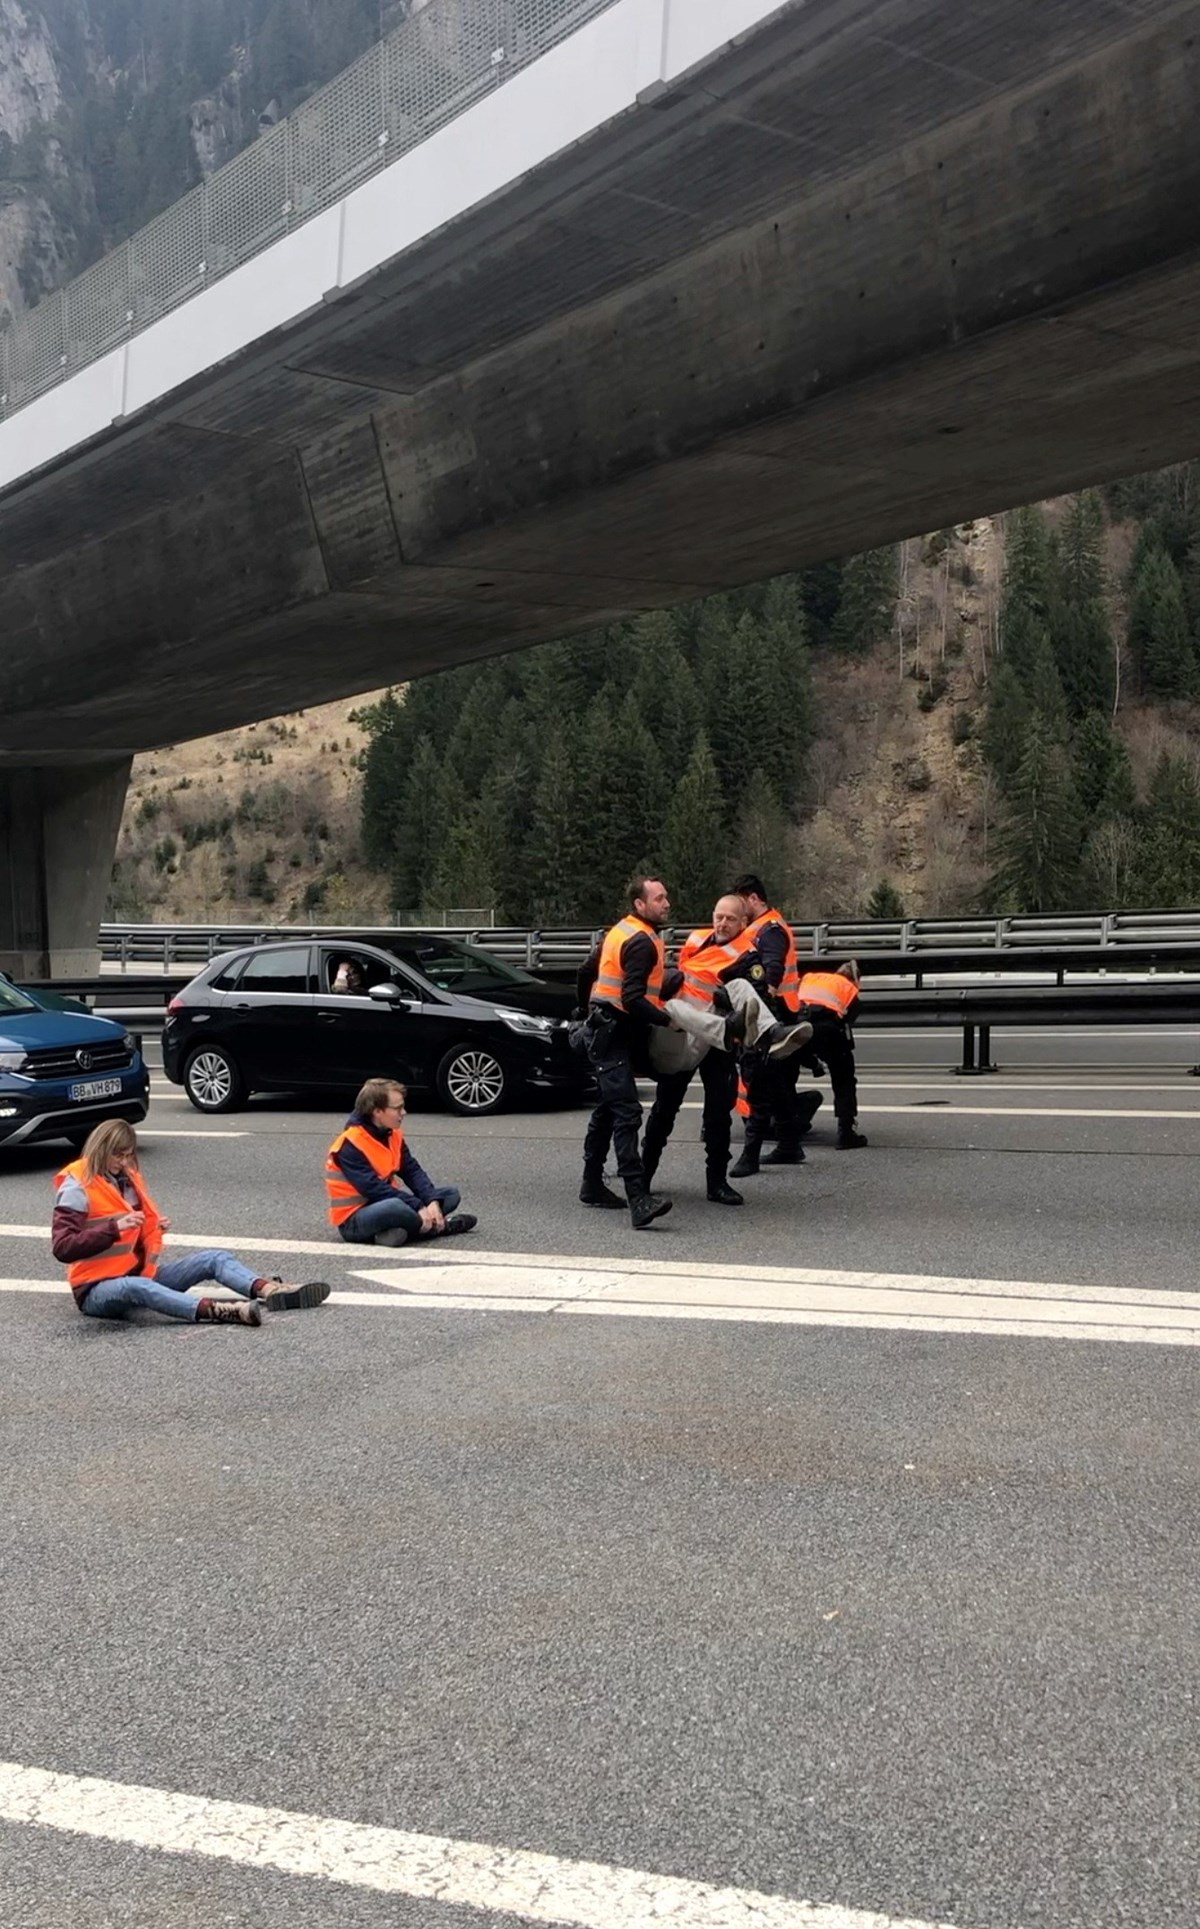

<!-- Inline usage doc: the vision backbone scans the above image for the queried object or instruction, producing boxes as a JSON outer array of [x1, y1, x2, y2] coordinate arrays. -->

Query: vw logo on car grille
[[75, 1050, 93, 1071]]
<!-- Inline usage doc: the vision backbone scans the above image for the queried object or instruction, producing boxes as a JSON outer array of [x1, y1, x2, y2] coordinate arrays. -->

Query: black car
[[163, 935, 587, 1117]]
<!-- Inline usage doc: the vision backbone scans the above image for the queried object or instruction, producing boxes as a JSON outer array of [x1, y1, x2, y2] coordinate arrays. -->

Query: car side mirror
[[369, 982, 415, 1007]]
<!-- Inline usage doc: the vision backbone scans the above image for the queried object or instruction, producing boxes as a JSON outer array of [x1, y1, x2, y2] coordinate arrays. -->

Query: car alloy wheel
[[440, 1046, 507, 1116], [184, 1046, 244, 1113]]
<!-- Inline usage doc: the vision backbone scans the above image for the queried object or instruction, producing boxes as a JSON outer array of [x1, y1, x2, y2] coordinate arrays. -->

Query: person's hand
[[158, 1217, 171, 1233], [115, 1211, 144, 1232], [419, 1202, 446, 1235]]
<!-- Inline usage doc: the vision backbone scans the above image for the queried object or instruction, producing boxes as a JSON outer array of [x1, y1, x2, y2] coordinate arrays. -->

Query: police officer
[[728, 873, 820, 1176], [579, 875, 675, 1230], [797, 960, 868, 1149]]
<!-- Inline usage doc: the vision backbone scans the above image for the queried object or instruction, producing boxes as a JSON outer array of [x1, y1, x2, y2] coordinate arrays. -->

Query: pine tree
[[829, 547, 899, 655], [662, 732, 726, 923], [1051, 492, 1114, 717], [630, 613, 704, 776], [525, 727, 589, 924], [1074, 713, 1133, 820], [1133, 548, 1195, 697], [758, 576, 815, 805], [358, 689, 408, 870], [1001, 503, 1055, 649], [992, 714, 1085, 912], [388, 733, 450, 913], [1134, 753, 1200, 905], [981, 662, 1032, 792], [866, 879, 905, 920], [731, 769, 792, 905]]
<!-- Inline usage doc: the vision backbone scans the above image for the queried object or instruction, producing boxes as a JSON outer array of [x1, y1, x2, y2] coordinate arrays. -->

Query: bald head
[[712, 894, 749, 942]]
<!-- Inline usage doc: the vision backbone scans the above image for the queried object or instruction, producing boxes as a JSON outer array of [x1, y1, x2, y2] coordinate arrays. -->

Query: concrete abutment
[[0, 762, 130, 979]]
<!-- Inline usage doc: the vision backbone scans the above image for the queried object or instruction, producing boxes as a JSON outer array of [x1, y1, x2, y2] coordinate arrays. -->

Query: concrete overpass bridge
[[3, 0, 1200, 972]]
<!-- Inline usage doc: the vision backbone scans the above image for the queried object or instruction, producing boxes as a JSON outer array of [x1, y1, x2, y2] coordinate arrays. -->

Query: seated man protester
[[643, 893, 812, 1205], [326, 1076, 478, 1247], [52, 1119, 330, 1326]]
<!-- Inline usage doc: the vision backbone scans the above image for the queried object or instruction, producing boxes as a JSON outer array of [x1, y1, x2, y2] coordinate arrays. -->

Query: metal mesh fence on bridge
[[0, 0, 618, 424]]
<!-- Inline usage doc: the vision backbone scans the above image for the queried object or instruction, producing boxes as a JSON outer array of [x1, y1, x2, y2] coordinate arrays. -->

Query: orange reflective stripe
[[324, 1124, 403, 1225], [591, 917, 665, 1011], [676, 925, 759, 1005]]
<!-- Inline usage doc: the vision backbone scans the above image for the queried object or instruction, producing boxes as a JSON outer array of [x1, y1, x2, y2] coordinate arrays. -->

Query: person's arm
[[51, 1178, 121, 1264], [576, 943, 602, 1009], [754, 923, 789, 991], [621, 932, 671, 1027], [333, 1139, 396, 1206], [398, 1143, 438, 1207]]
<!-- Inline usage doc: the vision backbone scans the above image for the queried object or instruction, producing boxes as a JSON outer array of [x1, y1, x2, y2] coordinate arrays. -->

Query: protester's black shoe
[[836, 1127, 869, 1150], [256, 1277, 331, 1311], [765, 1020, 813, 1060], [796, 1091, 824, 1135], [722, 1009, 748, 1051], [630, 1192, 673, 1230], [444, 1213, 478, 1235], [374, 1228, 409, 1248], [580, 1182, 625, 1208], [763, 1143, 805, 1165], [706, 1180, 744, 1206], [729, 1146, 760, 1179]]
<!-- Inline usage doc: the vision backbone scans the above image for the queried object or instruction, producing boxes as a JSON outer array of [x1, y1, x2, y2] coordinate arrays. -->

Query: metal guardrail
[[97, 910, 1200, 973], [0, 0, 618, 423]]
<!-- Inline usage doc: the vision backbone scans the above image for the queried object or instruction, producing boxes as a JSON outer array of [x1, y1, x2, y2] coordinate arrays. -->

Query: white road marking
[[640, 1098, 1200, 1121], [0, 1758, 971, 1929], [0, 1224, 346, 1256], [136, 1129, 248, 1138]]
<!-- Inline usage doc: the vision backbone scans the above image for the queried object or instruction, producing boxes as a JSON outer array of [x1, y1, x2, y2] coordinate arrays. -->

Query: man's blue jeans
[[339, 1187, 461, 1245], [80, 1249, 260, 1321]]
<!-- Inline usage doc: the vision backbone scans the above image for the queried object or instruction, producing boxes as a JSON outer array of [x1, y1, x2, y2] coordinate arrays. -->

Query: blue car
[[0, 974, 149, 1151]]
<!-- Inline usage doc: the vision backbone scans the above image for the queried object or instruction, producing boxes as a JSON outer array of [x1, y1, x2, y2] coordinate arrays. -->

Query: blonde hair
[[81, 1118, 139, 1179]]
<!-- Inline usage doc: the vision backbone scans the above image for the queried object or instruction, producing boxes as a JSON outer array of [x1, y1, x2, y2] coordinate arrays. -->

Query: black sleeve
[[621, 932, 671, 1028], [577, 942, 602, 1009], [755, 922, 789, 989]]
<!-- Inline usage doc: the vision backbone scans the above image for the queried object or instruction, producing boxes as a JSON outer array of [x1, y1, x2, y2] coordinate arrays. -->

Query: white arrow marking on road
[[0, 1758, 974, 1929]]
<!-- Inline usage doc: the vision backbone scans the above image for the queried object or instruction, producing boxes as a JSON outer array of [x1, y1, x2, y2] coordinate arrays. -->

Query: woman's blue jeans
[[80, 1249, 260, 1321]]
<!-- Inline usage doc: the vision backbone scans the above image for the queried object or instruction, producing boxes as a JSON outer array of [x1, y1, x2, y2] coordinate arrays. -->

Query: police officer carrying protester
[[641, 892, 809, 1206], [578, 875, 676, 1229], [797, 959, 868, 1149], [729, 873, 821, 1176]]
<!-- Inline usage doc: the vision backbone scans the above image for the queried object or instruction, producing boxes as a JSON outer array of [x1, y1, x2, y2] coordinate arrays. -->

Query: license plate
[[68, 1077, 123, 1103]]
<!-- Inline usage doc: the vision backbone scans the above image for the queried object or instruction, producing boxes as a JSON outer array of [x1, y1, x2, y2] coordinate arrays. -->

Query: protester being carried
[[326, 1077, 478, 1247], [52, 1120, 330, 1325]]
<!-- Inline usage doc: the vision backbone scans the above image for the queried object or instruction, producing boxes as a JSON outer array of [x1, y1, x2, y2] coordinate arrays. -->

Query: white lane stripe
[[640, 1100, 1200, 1121], [0, 1760, 966, 1929]]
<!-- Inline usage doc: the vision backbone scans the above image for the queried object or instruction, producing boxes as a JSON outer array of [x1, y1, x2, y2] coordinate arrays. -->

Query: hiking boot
[[197, 1297, 262, 1326], [706, 1180, 744, 1206], [763, 1142, 805, 1165], [729, 1144, 760, 1179], [580, 1180, 625, 1208], [765, 1020, 813, 1060], [836, 1125, 869, 1150], [630, 1192, 673, 1230], [374, 1227, 409, 1248], [796, 1091, 824, 1135], [444, 1213, 477, 1236], [256, 1278, 331, 1312]]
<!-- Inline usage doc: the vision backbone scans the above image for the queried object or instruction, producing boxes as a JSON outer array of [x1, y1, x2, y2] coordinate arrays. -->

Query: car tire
[[184, 1044, 246, 1113], [435, 1042, 510, 1117]]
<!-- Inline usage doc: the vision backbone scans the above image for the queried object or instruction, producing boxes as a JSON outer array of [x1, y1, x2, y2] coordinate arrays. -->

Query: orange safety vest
[[676, 925, 760, 1004], [745, 909, 801, 1013], [55, 1158, 165, 1295], [325, 1123, 402, 1226], [591, 916, 666, 1012], [798, 970, 859, 1022]]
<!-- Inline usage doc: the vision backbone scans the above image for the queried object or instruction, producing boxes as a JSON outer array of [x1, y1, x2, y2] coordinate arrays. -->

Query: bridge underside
[[3, 0, 1200, 965]]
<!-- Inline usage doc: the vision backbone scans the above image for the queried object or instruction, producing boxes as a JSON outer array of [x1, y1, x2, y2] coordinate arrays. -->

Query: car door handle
[[317, 1010, 339, 1023]]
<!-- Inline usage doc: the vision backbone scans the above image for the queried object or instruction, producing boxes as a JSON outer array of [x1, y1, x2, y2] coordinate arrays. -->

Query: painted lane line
[[0, 1759, 971, 1929]]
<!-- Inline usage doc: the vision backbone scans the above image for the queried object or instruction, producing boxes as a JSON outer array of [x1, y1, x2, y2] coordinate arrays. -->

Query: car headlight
[[495, 1007, 554, 1037], [0, 1051, 27, 1073], [122, 1031, 138, 1054]]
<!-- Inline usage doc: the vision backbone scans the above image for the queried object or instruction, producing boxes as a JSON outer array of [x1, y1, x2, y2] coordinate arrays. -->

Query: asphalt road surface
[[0, 1027, 1196, 1929]]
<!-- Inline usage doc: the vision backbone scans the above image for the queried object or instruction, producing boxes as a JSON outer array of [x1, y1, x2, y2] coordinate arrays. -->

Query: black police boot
[[580, 1169, 625, 1207], [796, 1090, 824, 1135], [706, 1176, 744, 1205], [763, 1140, 805, 1164], [630, 1191, 673, 1230], [729, 1133, 762, 1180], [836, 1124, 869, 1149]]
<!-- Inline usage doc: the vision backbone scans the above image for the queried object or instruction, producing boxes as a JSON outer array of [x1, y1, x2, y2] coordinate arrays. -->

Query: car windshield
[[0, 979, 38, 1015], [385, 939, 537, 996]]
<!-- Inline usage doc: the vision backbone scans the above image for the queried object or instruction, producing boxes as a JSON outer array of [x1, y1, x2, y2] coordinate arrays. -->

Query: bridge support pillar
[[0, 761, 131, 979]]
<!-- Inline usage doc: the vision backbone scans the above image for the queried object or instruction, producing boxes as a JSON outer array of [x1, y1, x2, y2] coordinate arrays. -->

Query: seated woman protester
[[52, 1119, 331, 1326], [326, 1077, 477, 1248]]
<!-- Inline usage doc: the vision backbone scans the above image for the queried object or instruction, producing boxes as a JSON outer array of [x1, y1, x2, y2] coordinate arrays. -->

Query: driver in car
[[325, 1076, 478, 1248]]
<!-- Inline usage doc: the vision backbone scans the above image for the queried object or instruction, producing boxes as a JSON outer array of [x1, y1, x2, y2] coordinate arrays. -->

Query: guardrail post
[[956, 1020, 998, 1075], [957, 1022, 977, 1075]]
